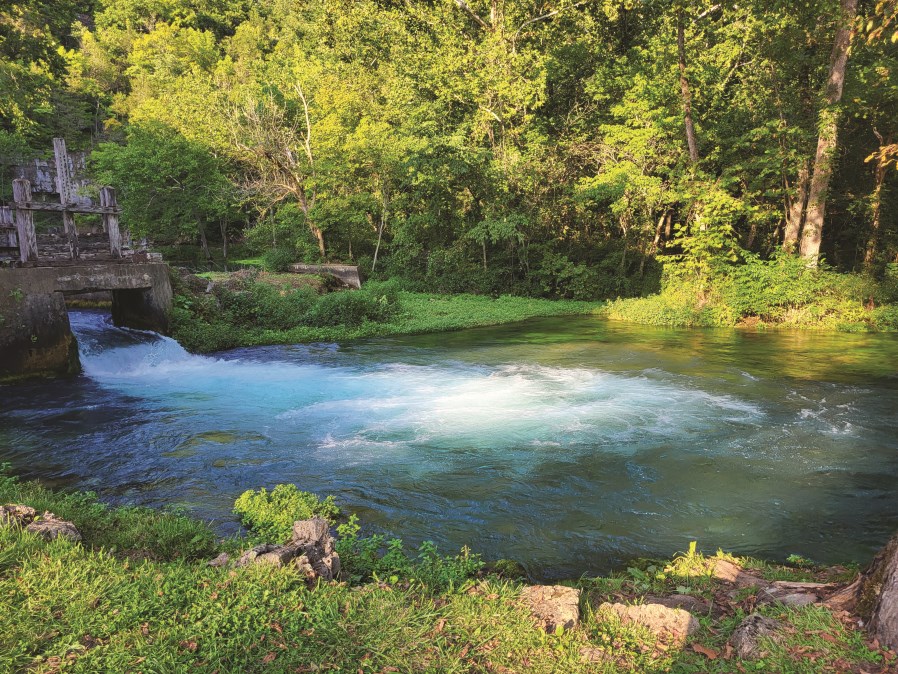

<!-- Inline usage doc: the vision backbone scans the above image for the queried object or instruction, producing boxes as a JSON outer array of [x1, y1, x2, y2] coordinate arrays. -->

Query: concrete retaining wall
[[288, 264, 362, 289], [0, 263, 172, 381]]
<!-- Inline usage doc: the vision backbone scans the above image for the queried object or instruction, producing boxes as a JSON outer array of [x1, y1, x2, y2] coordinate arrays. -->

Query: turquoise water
[[1, 310, 897, 578]]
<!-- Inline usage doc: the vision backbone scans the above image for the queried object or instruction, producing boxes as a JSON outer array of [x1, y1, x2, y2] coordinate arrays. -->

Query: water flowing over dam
[[2, 310, 897, 578]]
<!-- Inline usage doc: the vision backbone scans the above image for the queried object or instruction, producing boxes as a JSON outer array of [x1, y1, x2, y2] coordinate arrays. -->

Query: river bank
[[1, 471, 894, 673], [169, 269, 601, 353]]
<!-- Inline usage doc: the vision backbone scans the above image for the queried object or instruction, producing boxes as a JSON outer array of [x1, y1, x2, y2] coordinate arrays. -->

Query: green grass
[[0, 473, 890, 673], [172, 272, 600, 353], [606, 257, 898, 332]]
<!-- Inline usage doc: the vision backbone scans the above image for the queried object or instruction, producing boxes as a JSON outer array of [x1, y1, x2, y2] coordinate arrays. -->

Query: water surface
[[1, 310, 897, 578]]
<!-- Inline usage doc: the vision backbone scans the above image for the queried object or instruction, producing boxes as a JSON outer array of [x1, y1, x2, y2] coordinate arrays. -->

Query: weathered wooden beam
[[12, 180, 38, 262], [11, 202, 118, 214], [0, 207, 16, 248], [52, 138, 79, 259], [100, 187, 122, 258]]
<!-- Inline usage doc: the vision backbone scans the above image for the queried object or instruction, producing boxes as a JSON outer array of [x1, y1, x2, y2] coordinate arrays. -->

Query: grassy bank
[[605, 256, 898, 332], [0, 472, 892, 673], [171, 271, 600, 353]]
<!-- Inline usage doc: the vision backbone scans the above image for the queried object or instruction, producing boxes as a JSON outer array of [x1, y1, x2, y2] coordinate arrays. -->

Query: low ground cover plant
[[0, 470, 891, 673]]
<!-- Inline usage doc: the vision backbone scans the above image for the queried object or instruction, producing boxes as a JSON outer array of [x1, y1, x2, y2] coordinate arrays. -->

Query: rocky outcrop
[[26, 513, 82, 542], [728, 614, 783, 659], [0, 504, 37, 527], [1, 505, 81, 542], [230, 517, 340, 582], [522, 585, 580, 632], [597, 602, 699, 646], [644, 594, 710, 615], [711, 558, 822, 607], [292, 517, 340, 580]]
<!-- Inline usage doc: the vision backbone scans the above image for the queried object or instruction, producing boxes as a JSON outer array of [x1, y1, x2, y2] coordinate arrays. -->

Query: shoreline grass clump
[[0, 469, 893, 673]]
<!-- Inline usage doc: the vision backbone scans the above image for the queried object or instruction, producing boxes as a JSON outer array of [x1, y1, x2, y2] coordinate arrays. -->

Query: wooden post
[[0, 206, 16, 248], [100, 186, 122, 258], [12, 179, 38, 262], [52, 137, 79, 259]]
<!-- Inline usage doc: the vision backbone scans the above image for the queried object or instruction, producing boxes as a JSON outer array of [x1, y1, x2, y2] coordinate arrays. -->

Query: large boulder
[[522, 585, 581, 632], [25, 512, 81, 542], [597, 602, 699, 646]]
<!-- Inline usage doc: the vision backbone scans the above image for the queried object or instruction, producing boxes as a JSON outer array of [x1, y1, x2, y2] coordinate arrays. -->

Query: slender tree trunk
[[372, 187, 389, 272], [864, 153, 887, 269], [482, 239, 488, 271], [783, 161, 810, 250], [800, 0, 858, 263], [619, 226, 629, 273], [198, 223, 212, 264], [745, 220, 758, 249], [311, 224, 326, 259], [219, 219, 228, 261], [677, 11, 699, 164], [372, 220, 385, 272]]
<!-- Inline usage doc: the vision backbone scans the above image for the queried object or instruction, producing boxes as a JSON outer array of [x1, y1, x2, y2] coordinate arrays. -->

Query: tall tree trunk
[[219, 219, 228, 261], [310, 224, 326, 259], [783, 161, 810, 250], [864, 146, 887, 269], [799, 0, 858, 263], [372, 219, 385, 272], [677, 11, 700, 164], [372, 187, 389, 272], [198, 223, 213, 265]]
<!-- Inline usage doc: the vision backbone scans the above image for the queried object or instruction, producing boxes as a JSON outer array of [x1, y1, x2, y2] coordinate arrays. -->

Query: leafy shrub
[[335, 514, 483, 592], [233, 484, 340, 543], [304, 281, 400, 327], [261, 247, 296, 273]]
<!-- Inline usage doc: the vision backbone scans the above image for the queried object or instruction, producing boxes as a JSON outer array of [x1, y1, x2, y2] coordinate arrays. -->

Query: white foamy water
[[2, 309, 893, 579]]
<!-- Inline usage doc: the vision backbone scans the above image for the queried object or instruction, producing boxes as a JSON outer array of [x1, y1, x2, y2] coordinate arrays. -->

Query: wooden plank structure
[[0, 206, 16, 250], [5, 138, 135, 266]]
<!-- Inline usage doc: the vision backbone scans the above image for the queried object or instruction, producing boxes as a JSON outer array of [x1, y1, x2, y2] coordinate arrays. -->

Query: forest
[[1, 0, 897, 312]]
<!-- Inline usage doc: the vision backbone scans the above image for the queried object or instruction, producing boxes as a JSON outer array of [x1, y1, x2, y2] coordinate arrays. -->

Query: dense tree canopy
[[1, 0, 896, 298]]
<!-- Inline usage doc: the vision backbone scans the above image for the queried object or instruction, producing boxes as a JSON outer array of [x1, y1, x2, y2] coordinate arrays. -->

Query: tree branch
[[454, 0, 489, 29], [513, 0, 590, 42], [695, 4, 722, 21]]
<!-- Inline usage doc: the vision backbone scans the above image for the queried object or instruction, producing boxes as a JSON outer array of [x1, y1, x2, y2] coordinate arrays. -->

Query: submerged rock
[[522, 585, 580, 632], [598, 602, 699, 646], [728, 613, 783, 659], [0, 504, 37, 527], [25, 512, 81, 542]]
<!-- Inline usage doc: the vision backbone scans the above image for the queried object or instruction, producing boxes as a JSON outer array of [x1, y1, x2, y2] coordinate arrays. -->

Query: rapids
[[1, 310, 897, 578]]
